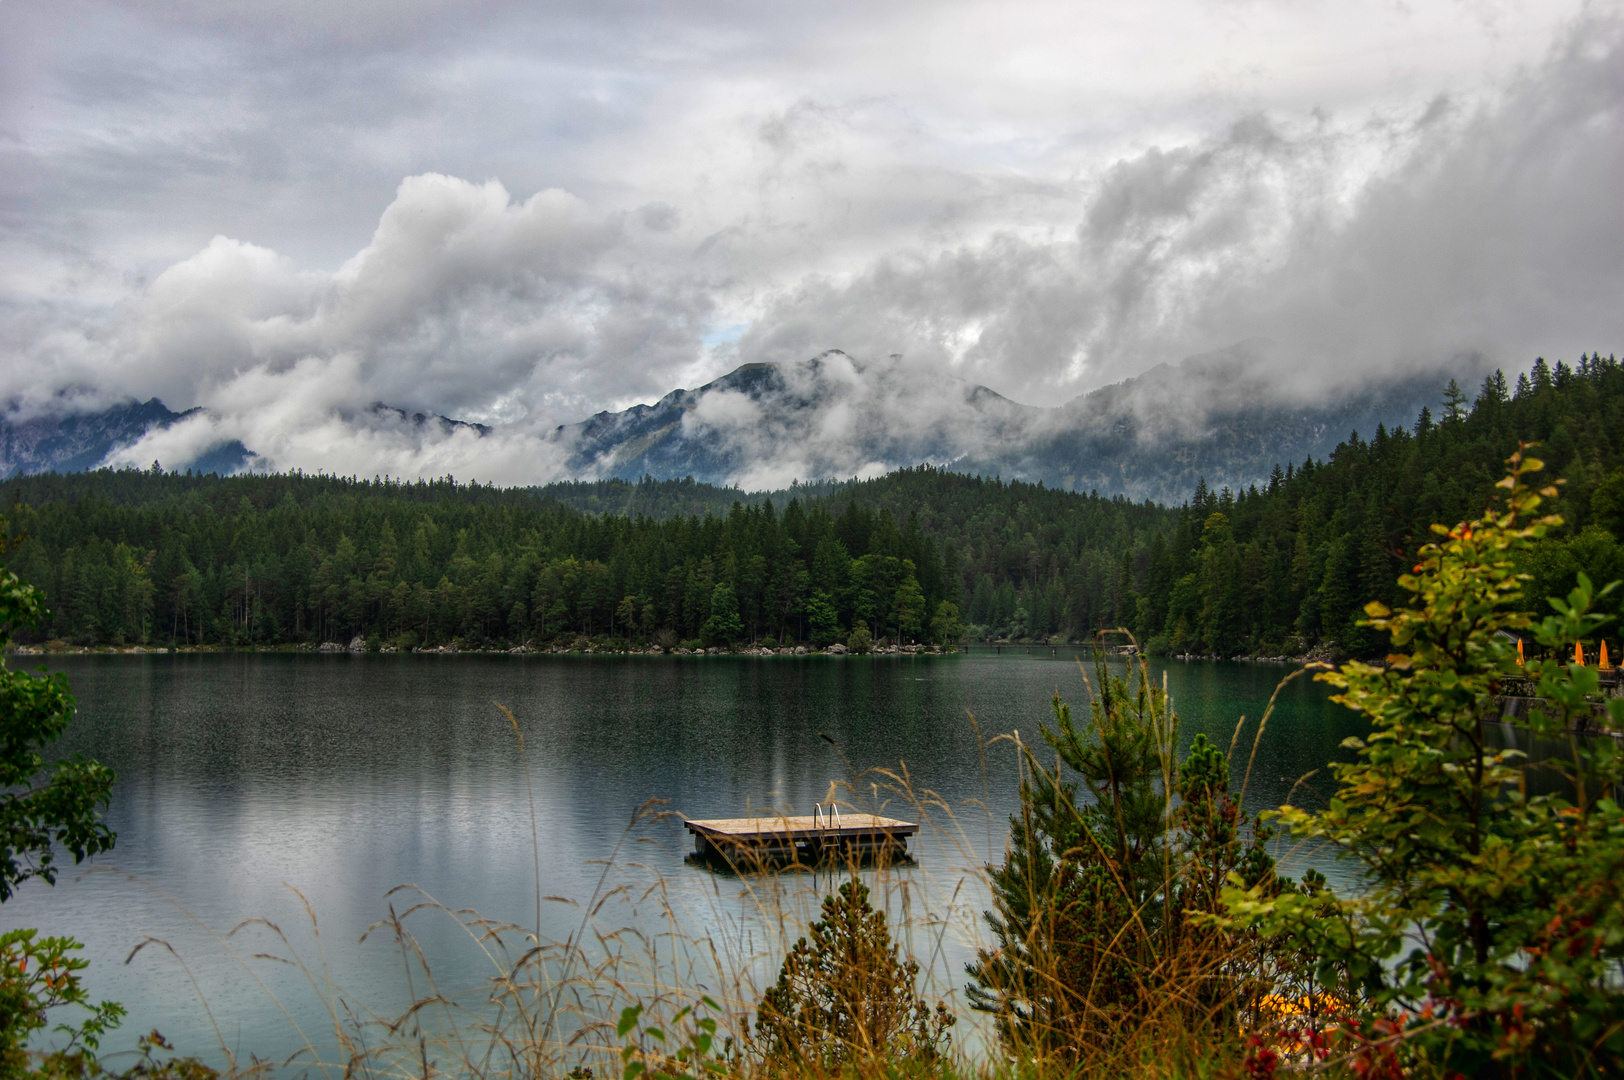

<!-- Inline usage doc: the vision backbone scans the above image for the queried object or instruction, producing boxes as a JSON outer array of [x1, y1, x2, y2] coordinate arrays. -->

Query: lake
[[4, 652, 1363, 1070]]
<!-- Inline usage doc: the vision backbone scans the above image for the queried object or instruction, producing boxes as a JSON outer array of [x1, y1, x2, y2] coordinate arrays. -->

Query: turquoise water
[[3, 652, 1363, 1069]]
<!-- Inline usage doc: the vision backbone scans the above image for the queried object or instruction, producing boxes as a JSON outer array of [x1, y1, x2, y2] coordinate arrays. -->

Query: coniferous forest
[[5, 353, 1623, 657]]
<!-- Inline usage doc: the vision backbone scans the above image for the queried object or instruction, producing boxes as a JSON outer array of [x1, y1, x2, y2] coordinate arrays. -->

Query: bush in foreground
[[1220, 450, 1624, 1077]]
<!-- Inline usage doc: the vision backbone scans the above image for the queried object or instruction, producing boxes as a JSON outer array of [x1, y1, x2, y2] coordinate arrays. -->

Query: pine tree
[[967, 664, 1176, 1050], [1532, 356, 1553, 391], [1442, 378, 1470, 423], [969, 658, 1283, 1059], [756, 878, 953, 1065]]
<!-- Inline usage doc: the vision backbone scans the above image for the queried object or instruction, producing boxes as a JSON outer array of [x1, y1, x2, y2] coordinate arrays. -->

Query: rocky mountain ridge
[[0, 399, 250, 480], [551, 349, 1447, 502], [1, 350, 1450, 502]]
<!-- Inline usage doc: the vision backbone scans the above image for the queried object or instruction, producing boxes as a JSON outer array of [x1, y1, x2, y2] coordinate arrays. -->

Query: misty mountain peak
[[553, 348, 1446, 498]]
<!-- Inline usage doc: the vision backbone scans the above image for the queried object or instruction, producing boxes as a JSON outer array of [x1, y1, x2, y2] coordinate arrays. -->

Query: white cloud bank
[[740, 18, 1624, 405], [2, 3, 1621, 483]]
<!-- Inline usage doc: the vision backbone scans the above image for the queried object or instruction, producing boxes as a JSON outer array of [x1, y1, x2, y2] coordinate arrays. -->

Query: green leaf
[[617, 1004, 642, 1039]]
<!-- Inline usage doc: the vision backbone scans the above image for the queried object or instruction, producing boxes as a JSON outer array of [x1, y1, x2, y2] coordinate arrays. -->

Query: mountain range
[[552, 348, 1447, 501], [1, 349, 1450, 503], [0, 399, 251, 481]]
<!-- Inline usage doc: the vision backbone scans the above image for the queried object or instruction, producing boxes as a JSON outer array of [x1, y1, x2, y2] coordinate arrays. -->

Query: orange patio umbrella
[[1517, 638, 1525, 665], [1576, 640, 1586, 666], [1603, 641, 1613, 670]]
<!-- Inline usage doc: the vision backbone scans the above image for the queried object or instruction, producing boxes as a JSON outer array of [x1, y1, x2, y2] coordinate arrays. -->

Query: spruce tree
[[966, 661, 1177, 1049], [756, 878, 952, 1065], [1442, 378, 1470, 422]]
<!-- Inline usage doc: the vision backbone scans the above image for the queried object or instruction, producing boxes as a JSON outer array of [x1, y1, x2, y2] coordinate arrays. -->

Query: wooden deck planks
[[683, 813, 918, 861], [685, 813, 916, 838]]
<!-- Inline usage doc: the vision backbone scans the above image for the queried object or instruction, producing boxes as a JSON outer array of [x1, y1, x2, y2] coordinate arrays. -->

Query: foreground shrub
[[0, 931, 214, 1080], [0, 930, 125, 1077], [1220, 450, 1624, 1077]]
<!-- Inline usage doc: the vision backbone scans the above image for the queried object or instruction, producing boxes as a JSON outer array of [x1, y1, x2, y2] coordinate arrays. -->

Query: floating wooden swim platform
[[684, 813, 918, 862]]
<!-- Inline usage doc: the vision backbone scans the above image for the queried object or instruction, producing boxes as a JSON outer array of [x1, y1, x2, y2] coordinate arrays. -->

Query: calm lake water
[[5, 652, 1363, 1069]]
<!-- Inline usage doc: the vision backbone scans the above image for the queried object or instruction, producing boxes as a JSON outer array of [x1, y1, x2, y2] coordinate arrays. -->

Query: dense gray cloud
[[1, 0, 1620, 482], [740, 21, 1624, 406]]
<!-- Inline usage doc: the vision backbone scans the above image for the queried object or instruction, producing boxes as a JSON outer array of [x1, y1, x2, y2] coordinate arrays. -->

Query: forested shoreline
[[1129, 354, 1624, 656], [5, 353, 1622, 655]]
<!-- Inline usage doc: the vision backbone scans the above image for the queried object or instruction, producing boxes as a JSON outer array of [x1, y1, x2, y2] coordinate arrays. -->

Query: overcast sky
[[2, 0, 1621, 479]]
